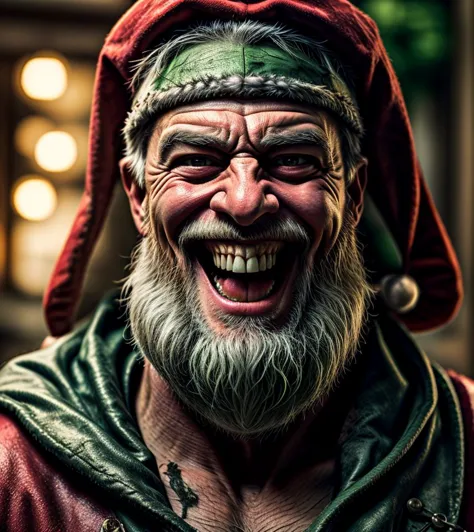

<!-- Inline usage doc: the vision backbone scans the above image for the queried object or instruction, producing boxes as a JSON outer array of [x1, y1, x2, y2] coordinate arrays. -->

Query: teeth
[[246, 257, 259, 273], [206, 241, 283, 274], [232, 256, 246, 273], [245, 246, 256, 259], [212, 252, 279, 273]]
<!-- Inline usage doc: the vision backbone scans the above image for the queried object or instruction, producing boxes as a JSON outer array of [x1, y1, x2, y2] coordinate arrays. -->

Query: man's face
[[141, 100, 351, 331], [124, 100, 371, 436]]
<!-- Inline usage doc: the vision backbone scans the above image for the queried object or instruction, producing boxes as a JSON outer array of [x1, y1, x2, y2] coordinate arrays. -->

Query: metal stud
[[407, 498, 424, 514], [380, 274, 420, 313]]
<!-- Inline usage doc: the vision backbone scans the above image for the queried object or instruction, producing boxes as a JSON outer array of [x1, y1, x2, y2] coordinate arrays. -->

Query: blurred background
[[0, 0, 472, 373]]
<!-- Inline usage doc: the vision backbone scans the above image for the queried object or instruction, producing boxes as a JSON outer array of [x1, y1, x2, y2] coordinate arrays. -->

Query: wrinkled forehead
[[151, 99, 337, 142]]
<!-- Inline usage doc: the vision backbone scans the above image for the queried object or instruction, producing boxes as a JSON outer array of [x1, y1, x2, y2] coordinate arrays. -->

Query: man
[[0, 1, 472, 531]]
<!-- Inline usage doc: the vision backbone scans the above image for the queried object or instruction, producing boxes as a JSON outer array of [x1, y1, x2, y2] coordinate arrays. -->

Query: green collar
[[0, 293, 464, 531]]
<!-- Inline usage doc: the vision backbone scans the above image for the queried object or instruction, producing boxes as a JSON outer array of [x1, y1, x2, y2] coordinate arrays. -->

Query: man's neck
[[135, 361, 359, 530]]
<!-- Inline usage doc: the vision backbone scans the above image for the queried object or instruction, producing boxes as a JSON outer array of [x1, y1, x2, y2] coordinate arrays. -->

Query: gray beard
[[124, 214, 372, 437]]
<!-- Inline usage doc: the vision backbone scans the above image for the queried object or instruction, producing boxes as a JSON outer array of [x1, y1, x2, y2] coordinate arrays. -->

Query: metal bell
[[380, 274, 419, 314]]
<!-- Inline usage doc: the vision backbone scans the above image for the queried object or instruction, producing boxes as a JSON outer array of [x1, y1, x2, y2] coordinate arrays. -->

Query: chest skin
[[159, 456, 335, 532], [136, 362, 358, 532]]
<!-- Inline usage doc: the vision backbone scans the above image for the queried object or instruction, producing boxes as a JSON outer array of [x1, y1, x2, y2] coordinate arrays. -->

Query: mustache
[[178, 217, 311, 250]]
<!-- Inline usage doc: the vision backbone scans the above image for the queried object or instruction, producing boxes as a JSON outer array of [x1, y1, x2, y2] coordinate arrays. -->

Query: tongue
[[215, 275, 275, 302]]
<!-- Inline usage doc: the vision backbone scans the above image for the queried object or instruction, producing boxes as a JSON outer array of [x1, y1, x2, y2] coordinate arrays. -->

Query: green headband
[[154, 42, 344, 92]]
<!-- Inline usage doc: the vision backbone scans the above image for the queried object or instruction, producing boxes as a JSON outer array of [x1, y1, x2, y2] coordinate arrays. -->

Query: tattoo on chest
[[165, 462, 199, 518]]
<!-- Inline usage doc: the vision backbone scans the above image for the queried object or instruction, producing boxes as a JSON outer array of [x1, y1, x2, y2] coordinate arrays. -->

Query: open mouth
[[191, 240, 296, 304]]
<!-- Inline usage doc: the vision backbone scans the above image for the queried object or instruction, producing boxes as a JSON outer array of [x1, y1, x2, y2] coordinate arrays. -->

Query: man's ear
[[347, 158, 368, 225], [120, 158, 147, 236]]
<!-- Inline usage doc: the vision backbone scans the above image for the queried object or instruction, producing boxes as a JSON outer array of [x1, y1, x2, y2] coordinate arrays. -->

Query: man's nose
[[209, 157, 279, 226]]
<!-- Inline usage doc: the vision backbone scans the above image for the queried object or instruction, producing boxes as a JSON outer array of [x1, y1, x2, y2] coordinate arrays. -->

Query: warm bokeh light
[[11, 189, 82, 296], [13, 177, 58, 222], [20, 57, 68, 101], [14, 116, 55, 159], [42, 63, 95, 121], [35, 131, 77, 172]]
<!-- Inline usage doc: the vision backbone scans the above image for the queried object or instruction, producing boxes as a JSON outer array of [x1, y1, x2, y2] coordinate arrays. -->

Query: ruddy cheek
[[155, 181, 217, 255], [160, 183, 196, 226], [277, 184, 343, 262], [277, 184, 332, 230]]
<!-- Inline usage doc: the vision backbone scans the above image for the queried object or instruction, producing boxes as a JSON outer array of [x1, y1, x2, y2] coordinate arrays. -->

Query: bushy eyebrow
[[158, 131, 228, 161], [260, 129, 331, 157], [158, 127, 332, 162]]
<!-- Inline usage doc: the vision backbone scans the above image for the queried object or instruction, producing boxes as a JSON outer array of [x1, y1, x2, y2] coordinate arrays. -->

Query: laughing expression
[[125, 100, 364, 333]]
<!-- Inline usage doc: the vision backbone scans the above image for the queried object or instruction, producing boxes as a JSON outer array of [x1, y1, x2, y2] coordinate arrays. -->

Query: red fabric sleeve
[[0, 414, 111, 532]]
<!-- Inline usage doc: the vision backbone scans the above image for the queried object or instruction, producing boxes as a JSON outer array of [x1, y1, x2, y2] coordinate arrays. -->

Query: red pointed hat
[[43, 0, 463, 336]]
